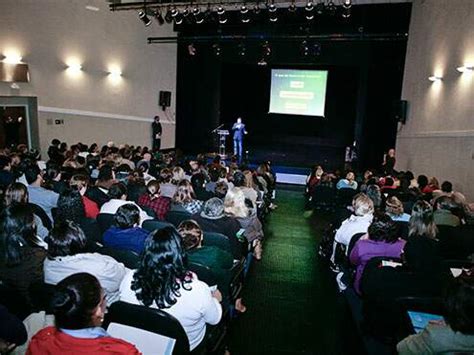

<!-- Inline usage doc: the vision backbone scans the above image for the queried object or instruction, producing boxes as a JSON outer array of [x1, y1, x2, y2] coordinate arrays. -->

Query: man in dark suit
[[152, 115, 162, 151], [232, 117, 247, 159]]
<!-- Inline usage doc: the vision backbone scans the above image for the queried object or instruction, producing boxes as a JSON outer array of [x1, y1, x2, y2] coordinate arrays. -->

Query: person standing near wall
[[152, 115, 162, 152]]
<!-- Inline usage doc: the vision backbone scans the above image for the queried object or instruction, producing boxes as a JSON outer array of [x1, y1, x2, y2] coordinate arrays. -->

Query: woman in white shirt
[[119, 227, 222, 351]]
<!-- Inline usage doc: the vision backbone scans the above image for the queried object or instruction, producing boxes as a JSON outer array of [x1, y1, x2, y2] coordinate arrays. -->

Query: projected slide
[[269, 69, 328, 117]]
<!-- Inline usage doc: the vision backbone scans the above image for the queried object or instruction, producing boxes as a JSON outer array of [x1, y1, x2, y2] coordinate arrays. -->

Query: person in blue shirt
[[232, 117, 248, 159], [103, 204, 149, 254]]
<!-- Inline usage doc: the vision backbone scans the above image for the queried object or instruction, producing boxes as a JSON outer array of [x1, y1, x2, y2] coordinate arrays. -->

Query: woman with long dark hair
[[27, 273, 139, 354], [0, 204, 46, 303], [119, 227, 222, 351]]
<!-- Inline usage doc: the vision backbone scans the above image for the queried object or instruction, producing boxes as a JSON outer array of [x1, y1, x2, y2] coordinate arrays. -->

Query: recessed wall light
[[3, 52, 22, 64], [428, 75, 442, 82], [456, 65, 474, 73]]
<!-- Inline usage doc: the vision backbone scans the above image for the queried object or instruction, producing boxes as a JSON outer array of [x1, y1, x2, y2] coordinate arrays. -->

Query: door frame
[[0, 96, 39, 149]]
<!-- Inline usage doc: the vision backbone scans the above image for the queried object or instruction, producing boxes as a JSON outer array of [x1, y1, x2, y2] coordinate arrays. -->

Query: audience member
[[0, 205, 46, 303], [349, 214, 406, 294], [336, 171, 358, 190], [191, 173, 214, 201], [100, 182, 152, 224], [433, 195, 461, 227], [397, 270, 474, 354], [170, 180, 203, 215], [27, 273, 139, 354], [0, 304, 27, 354], [408, 200, 438, 239], [44, 221, 126, 304], [86, 165, 115, 207], [385, 196, 411, 222], [103, 204, 149, 254], [24, 163, 59, 222], [119, 227, 222, 351], [137, 180, 171, 220], [70, 174, 100, 219]]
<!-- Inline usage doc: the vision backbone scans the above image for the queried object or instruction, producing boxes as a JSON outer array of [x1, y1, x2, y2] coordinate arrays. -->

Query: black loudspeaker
[[159, 91, 171, 110], [393, 100, 408, 124]]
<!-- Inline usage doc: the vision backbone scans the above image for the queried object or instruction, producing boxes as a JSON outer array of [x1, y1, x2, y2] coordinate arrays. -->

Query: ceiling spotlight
[[342, 0, 352, 18], [305, 1, 314, 20], [154, 10, 165, 25], [288, 1, 297, 13], [313, 42, 322, 56], [212, 43, 222, 56], [268, 2, 278, 22], [193, 7, 204, 24], [170, 7, 179, 17], [253, 2, 261, 14], [326, 1, 337, 16], [240, 4, 251, 23], [457, 65, 474, 73], [174, 12, 184, 25], [315, 1, 325, 15], [238, 43, 246, 56], [164, 7, 173, 23], [301, 40, 310, 56], [188, 44, 197, 56], [217, 5, 227, 24], [138, 10, 151, 26]]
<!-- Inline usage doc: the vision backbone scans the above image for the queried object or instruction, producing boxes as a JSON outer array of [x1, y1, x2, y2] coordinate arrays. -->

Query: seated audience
[[349, 214, 406, 294], [126, 169, 147, 203], [214, 181, 229, 200], [27, 273, 139, 354], [192, 198, 244, 259], [385, 196, 411, 222], [24, 163, 59, 222], [234, 171, 259, 206], [224, 187, 264, 259], [103, 204, 149, 254], [119, 227, 222, 351], [0, 155, 14, 189], [157, 168, 176, 199], [366, 184, 383, 211], [100, 182, 152, 225], [333, 193, 374, 257], [137, 180, 171, 220], [170, 180, 203, 215], [336, 171, 358, 190], [86, 165, 115, 207], [0, 304, 27, 354], [306, 165, 324, 197], [191, 173, 214, 201], [433, 195, 461, 227], [69, 174, 100, 219], [3, 183, 49, 240], [0, 205, 46, 303], [397, 270, 474, 354], [408, 200, 438, 239], [44, 221, 126, 304]]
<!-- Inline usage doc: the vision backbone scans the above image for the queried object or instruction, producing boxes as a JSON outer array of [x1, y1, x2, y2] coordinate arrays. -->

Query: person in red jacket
[[27, 273, 140, 355]]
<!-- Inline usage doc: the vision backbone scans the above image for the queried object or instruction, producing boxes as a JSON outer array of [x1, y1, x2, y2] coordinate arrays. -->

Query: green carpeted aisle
[[228, 186, 356, 354]]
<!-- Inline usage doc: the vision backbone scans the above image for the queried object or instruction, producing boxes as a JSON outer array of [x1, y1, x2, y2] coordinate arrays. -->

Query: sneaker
[[336, 272, 347, 292]]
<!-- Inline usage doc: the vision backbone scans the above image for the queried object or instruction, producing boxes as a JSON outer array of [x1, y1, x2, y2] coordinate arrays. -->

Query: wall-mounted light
[[108, 66, 122, 77], [2, 51, 22, 64], [66, 58, 83, 76], [428, 75, 443, 82], [456, 65, 474, 73]]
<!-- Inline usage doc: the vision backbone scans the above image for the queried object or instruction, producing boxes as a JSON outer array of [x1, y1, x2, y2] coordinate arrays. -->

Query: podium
[[217, 129, 229, 158]]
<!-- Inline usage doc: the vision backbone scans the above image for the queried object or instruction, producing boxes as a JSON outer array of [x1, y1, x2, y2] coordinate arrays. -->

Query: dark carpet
[[227, 185, 363, 355]]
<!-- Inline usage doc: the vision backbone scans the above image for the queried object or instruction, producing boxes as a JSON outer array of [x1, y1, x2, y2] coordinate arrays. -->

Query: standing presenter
[[232, 117, 248, 159], [152, 115, 162, 151]]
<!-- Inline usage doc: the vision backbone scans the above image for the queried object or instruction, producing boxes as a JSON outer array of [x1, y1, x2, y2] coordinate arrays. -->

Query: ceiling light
[[342, 0, 352, 18], [217, 5, 227, 24], [212, 43, 222, 56], [240, 5, 251, 23], [326, 1, 336, 16], [138, 10, 151, 26], [85, 5, 100, 11], [154, 10, 165, 25], [288, 1, 297, 13], [428, 75, 442, 82], [268, 2, 278, 22], [2, 52, 22, 64], [305, 1, 314, 20], [238, 43, 246, 56]]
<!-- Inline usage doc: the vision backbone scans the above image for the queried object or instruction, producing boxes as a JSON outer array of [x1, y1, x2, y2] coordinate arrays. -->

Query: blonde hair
[[173, 180, 195, 204], [243, 170, 256, 189], [224, 188, 248, 218], [172, 167, 186, 185], [385, 196, 404, 216], [352, 193, 374, 217]]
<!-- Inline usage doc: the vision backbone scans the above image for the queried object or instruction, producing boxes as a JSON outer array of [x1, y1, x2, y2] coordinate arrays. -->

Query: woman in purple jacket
[[350, 213, 406, 295]]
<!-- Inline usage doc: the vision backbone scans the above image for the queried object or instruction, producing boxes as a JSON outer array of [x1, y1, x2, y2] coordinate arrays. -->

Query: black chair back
[[188, 262, 217, 287], [98, 246, 140, 269], [394, 221, 409, 240], [97, 213, 115, 234], [337, 188, 358, 207], [347, 232, 366, 257], [28, 282, 56, 314], [103, 301, 190, 354], [165, 210, 192, 227], [202, 232, 232, 254], [142, 219, 174, 233], [29, 202, 52, 230]]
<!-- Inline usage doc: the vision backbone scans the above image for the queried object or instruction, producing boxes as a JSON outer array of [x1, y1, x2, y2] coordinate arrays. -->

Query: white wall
[[0, 0, 177, 154], [397, 0, 474, 199]]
